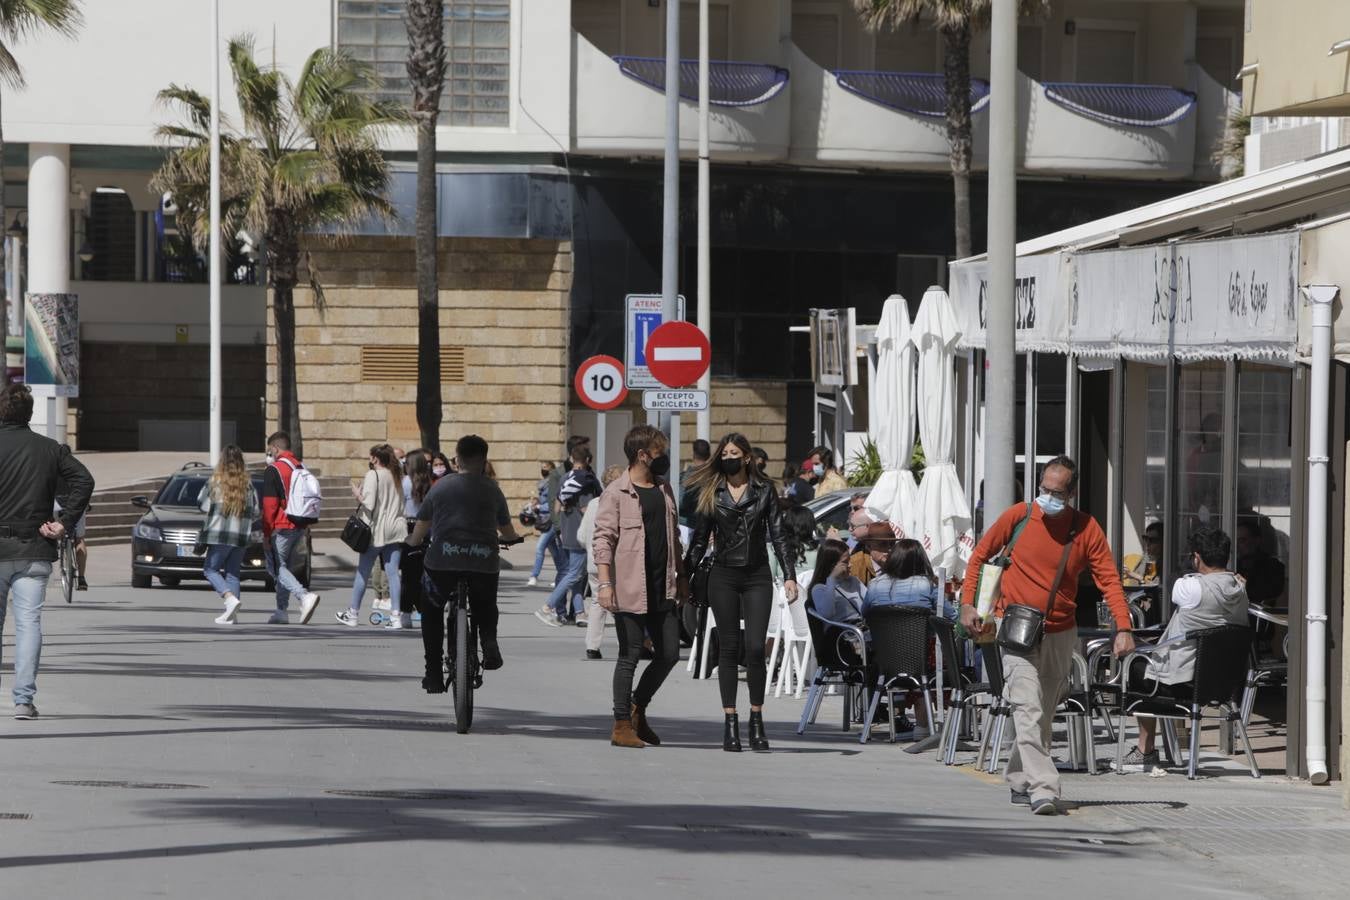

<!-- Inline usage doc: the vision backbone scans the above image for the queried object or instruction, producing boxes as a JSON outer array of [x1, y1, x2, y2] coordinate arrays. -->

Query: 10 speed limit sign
[[574, 354, 628, 411]]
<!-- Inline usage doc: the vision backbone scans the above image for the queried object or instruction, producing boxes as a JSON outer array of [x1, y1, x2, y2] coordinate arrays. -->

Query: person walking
[[678, 438, 711, 527], [592, 425, 686, 748], [260, 431, 321, 625], [0, 384, 94, 719], [400, 450, 435, 631], [960, 455, 1134, 815], [527, 460, 563, 588], [198, 444, 260, 625], [685, 432, 797, 752], [809, 446, 849, 495], [535, 445, 599, 626], [338, 444, 408, 628], [578, 463, 625, 660]]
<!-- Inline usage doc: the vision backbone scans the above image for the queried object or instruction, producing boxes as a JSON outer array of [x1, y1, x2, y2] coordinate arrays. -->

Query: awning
[[833, 71, 990, 118], [614, 57, 790, 107], [1042, 83, 1196, 128]]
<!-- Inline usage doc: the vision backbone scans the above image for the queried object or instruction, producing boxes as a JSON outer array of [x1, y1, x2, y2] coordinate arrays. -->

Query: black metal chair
[[860, 606, 933, 744], [796, 598, 870, 736], [974, 640, 1013, 773], [1115, 624, 1260, 780], [931, 615, 994, 765]]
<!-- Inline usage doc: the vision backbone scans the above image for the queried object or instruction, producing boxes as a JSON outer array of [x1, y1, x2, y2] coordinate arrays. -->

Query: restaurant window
[[1175, 363, 1226, 568], [1235, 364, 1292, 605], [336, 0, 511, 127]]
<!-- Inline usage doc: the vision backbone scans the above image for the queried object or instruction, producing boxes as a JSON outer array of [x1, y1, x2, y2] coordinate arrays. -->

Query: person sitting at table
[[808, 539, 865, 628], [1236, 519, 1286, 607], [1122, 522, 1162, 586], [1119, 526, 1250, 772], [863, 539, 956, 618], [848, 521, 897, 586]]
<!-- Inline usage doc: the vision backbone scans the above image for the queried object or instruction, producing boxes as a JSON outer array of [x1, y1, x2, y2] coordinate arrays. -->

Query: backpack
[[278, 457, 322, 526]]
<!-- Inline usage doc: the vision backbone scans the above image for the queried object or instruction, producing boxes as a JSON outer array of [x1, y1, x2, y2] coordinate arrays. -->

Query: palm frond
[[0, 41, 23, 88], [0, 0, 83, 88]]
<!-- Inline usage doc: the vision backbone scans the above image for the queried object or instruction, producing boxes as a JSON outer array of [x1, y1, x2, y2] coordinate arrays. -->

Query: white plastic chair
[[768, 584, 813, 697]]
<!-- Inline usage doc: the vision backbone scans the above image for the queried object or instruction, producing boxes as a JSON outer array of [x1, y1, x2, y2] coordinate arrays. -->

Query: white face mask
[[265, 452, 275, 464], [432, 466, 447, 477]]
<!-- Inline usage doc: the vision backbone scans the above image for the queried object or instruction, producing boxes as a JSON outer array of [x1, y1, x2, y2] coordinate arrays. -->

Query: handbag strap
[[1044, 513, 1083, 623], [1000, 502, 1035, 561]]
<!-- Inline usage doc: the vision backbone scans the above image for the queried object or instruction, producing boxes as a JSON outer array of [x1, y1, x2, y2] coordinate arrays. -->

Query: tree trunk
[[272, 279, 302, 460], [0, 86, 9, 342], [414, 114, 441, 452], [943, 21, 975, 261]]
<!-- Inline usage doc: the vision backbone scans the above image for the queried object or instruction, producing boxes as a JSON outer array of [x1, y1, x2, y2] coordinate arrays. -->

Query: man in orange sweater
[[960, 456, 1134, 815]]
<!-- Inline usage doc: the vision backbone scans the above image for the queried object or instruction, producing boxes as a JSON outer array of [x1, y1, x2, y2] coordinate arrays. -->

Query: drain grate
[[682, 824, 809, 839], [324, 789, 474, 801], [0, 813, 32, 820], [51, 780, 204, 790]]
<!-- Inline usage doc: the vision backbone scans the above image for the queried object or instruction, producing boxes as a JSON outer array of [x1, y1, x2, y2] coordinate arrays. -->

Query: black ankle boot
[[723, 713, 742, 752], [748, 710, 770, 751]]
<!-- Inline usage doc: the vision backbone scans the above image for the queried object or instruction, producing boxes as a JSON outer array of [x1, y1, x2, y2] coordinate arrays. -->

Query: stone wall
[[269, 236, 570, 510]]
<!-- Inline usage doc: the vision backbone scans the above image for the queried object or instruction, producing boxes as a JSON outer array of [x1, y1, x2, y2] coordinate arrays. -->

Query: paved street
[[1, 541, 1345, 898]]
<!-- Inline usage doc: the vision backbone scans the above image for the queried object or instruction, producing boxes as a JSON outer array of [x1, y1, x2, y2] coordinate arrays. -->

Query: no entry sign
[[574, 355, 628, 411], [644, 321, 711, 389]]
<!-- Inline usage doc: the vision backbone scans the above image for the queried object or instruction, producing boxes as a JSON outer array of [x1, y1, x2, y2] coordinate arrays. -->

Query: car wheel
[[159, 576, 180, 587], [132, 573, 152, 589]]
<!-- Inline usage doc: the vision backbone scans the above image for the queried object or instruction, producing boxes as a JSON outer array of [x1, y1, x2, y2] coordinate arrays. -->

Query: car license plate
[[176, 544, 202, 558]]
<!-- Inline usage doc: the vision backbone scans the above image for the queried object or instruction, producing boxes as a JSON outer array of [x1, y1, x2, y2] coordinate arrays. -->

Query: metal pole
[[208, 0, 222, 465], [661, 0, 681, 483], [983, 0, 1018, 521], [596, 410, 606, 473], [695, 0, 711, 441]]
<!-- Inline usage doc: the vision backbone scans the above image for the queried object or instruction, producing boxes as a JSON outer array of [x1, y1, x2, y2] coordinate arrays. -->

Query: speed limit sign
[[575, 355, 628, 411]]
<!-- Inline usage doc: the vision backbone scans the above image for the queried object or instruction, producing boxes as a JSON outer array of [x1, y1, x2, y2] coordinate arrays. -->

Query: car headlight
[[133, 521, 162, 541]]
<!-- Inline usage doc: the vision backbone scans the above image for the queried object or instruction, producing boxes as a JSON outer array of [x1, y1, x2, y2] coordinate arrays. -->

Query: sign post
[[644, 321, 712, 501], [575, 354, 628, 473]]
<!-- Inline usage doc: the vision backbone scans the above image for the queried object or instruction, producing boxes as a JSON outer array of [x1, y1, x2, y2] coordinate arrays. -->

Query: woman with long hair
[[198, 444, 259, 625], [401, 450, 434, 638], [807, 538, 866, 627], [338, 444, 408, 628], [685, 432, 797, 752], [863, 538, 952, 617]]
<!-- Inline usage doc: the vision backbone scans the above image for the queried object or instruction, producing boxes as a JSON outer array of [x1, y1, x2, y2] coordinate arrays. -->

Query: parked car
[[130, 462, 311, 589], [803, 488, 867, 538]]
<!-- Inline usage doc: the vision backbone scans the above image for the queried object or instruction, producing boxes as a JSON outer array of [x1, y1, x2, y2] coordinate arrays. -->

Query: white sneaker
[[266, 610, 289, 624], [336, 609, 359, 627], [527, 576, 538, 587], [299, 592, 321, 624], [385, 614, 404, 630], [372, 597, 391, 611], [215, 596, 242, 625], [550, 580, 557, 589], [534, 606, 558, 626]]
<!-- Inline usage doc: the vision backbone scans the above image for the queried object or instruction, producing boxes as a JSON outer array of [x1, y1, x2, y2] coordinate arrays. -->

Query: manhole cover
[[51, 780, 204, 790], [324, 789, 474, 801], [0, 813, 31, 820], [682, 824, 809, 839]]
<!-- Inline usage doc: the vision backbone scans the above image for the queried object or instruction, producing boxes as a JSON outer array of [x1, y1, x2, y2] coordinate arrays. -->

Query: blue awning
[[614, 57, 790, 107], [833, 71, 990, 118], [1042, 83, 1196, 127]]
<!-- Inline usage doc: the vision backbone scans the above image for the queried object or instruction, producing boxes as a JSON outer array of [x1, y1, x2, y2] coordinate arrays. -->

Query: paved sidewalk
[[0, 542, 1344, 897]]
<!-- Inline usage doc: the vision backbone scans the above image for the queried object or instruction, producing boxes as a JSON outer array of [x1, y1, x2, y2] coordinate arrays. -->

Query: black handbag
[[997, 515, 1080, 654], [690, 553, 715, 609], [341, 505, 372, 554]]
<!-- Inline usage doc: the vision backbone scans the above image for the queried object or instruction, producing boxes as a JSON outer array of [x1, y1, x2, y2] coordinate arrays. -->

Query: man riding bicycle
[[407, 435, 521, 692]]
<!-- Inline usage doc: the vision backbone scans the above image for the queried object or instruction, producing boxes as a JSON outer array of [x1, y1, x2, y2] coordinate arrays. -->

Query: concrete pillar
[[27, 143, 71, 443]]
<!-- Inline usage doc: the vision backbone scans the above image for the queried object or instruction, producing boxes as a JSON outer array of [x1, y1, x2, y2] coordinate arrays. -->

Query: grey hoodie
[[1147, 571, 1249, 685]]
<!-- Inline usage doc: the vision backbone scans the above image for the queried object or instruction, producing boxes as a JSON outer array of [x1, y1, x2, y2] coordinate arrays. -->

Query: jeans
[[708, 563, 774, 708], [1003, 626, 1077, 801], [531, 525, 563, 579], [612, 605, 680, 719], [203, 544, 245, 598], [351, 542, 403, 613], [264, 529, 308, 610], [420, 569, 501, 673], [0, 559, 52, 706], [545, 549, 587, 618]]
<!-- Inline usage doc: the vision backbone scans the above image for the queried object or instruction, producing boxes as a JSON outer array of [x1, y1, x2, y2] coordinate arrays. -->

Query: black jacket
[[684, 478, 794, 575], [0, 423, 95, 562]]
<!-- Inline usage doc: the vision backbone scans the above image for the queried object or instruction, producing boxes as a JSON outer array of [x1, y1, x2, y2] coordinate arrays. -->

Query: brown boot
[[631, 703, 661, 746], [610, 718, 645, 748]]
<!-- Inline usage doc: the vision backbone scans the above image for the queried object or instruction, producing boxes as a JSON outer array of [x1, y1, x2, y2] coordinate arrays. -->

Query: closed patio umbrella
[[865, 295, 918, 537], [913, 286, 974, 578]]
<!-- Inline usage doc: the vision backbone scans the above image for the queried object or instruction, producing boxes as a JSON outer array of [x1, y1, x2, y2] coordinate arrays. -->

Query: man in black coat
[[0, 384, 94, 719]]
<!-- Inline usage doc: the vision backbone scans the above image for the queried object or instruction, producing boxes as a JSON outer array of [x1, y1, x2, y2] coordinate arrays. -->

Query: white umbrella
[[913, 286, 974, 577], [865, 295, 918, 537]]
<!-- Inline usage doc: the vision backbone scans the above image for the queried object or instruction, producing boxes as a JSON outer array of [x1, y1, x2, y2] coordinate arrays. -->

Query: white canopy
[[913, 286, 974, 577], [865, 295, 918, 537]]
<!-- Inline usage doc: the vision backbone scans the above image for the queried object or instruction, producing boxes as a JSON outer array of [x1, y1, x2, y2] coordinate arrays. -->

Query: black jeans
[[612, 606, 680, 719], [420, 568, 500, 673], [708, 562, 773, 708]]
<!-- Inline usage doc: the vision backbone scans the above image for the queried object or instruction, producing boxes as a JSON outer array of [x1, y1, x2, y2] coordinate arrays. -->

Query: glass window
[[336, 0, 510, 126], [1236, 364, 1292, 605], [1175, 363, 1226, 567]]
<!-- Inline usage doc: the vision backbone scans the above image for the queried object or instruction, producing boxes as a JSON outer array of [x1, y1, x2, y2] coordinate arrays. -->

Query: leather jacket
[[684, 479, 795, 576]]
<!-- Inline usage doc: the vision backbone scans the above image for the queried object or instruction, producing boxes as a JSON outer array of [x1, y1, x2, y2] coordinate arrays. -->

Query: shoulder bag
[[341, 484, 374, 554], [997, 514, 1082, 654]]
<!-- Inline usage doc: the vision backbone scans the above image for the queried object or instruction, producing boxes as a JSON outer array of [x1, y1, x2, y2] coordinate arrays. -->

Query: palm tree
[[0, 0, 82, 338], [854, 1, 1046, 260], [153, 37, 404, 457], [405, 0, 446, 452]]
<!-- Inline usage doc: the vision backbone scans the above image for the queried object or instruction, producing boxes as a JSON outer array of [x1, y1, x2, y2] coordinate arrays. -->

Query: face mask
[[648, 454, 671, 478], [718, 457, 743, 476], [541, 469, 549, 477], [432, 466, 447, 478], [1035, 492, 1067, 517], [265, 453, 275, 464], [812, 464, 825, 477]]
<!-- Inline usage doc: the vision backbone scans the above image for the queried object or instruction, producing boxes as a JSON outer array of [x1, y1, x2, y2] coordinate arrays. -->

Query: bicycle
[[57, 532, 77, 604]]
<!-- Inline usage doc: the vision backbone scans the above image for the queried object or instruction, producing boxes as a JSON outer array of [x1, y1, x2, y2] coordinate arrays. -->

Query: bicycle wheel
[[61, 539, 75, 604], [453, 596, 473, 734]]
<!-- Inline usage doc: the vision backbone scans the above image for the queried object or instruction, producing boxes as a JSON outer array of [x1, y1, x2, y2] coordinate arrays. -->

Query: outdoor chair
[[797, 598, 870, 736], [931, 615, 994, 765], [975, 640, 1013, 774], [860, 606, 934, 744], [1241, 605, 1288, 729], [768, 581, 813, 699], [1115, 624, 1260, 780]]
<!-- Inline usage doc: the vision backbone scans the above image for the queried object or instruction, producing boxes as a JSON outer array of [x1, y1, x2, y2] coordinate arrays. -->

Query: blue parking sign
[[633, 312, 661, 367], [625, 293, 686, 390]]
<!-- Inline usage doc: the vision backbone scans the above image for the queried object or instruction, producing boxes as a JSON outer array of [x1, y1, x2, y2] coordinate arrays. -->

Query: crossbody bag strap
[[998, 502, 1035, 562], [1044, 514, 1083, 622]]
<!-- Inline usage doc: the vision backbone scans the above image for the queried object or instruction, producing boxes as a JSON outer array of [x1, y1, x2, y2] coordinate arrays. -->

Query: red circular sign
[[574, 355, 628, 411], [644, 321, 711, 388]]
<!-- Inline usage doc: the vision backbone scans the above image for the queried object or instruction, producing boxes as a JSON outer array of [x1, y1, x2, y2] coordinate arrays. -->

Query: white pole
[[695, 0, 711, 441], [208, 0, 223, 465], [1302, 284, 1337, 785], [661, 0, 681, 486], [27, 143, 71, 443]]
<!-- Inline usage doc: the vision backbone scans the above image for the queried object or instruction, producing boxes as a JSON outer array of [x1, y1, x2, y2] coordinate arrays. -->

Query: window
[[1196, 29, 1239, 86], [1018, 24, 1044, 81], [793, 11, 840, 70], [336, 0, 510, 127], [1074, 22, 1136, 83], [84, 188, 136, 282], [1235, 365, 1292, 603]]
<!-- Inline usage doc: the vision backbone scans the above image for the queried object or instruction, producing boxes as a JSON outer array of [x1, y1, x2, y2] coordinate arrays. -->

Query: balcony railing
[[1042, 83, 1197, 128], [833, 71, 990, 118], [613, 56, 790, 107]]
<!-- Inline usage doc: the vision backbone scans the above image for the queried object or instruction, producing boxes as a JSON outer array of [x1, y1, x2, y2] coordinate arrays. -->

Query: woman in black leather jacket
[[685, 432, 798, 752]]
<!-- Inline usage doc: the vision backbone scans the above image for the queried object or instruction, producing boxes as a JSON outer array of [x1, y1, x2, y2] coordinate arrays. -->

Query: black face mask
[[718, 457, 743, 476], [648, 454, 671, 478]]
